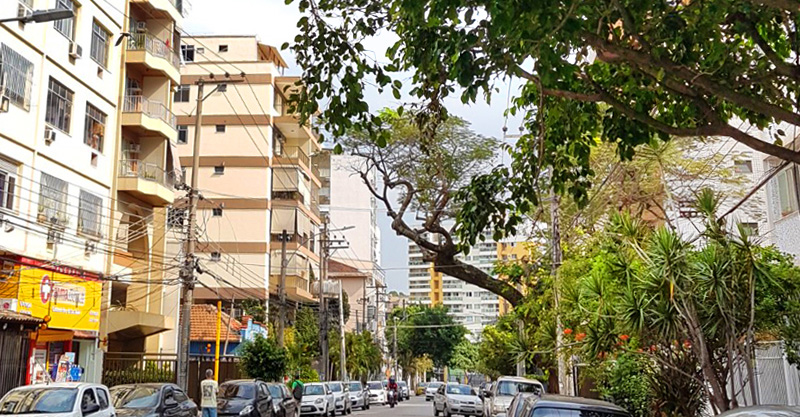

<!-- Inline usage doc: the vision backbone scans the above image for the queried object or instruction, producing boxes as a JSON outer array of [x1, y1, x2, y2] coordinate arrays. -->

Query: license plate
[[301, 406, 314, 411]]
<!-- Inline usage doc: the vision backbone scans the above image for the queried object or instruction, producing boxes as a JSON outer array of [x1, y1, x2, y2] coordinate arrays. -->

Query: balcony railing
[[123, 96, 177, 129], [119, 159, 175, 188], [275, 146, 310, 167], [272, 190, 304, 203], [127, 33, 181, 70]]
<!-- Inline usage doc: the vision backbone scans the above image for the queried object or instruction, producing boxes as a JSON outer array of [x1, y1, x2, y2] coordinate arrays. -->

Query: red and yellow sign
[[0, 257, 101, 333]]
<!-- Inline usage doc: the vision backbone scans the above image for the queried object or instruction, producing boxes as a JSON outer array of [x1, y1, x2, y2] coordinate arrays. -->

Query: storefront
[[0, 256, 102, 383]]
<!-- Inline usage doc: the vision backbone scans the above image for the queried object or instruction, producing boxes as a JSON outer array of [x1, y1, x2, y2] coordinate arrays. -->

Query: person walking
[[201, 369, 218, 417], [291, 372, 304, 402]]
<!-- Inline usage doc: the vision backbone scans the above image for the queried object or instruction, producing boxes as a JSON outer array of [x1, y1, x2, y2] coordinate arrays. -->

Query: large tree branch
[[737, 14, 800, 80], [745, 0, 800, 11], [434, 255, 525, 306]]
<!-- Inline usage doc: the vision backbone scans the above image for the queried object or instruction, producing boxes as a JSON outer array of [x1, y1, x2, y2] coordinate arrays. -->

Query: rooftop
[[190, 304, 242, 342]]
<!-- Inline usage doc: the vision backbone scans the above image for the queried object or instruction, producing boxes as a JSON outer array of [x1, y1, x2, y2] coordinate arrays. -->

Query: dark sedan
[[267, 383, 298, 417], [218, 380, 275, 417], [110, 384, 198, 417]]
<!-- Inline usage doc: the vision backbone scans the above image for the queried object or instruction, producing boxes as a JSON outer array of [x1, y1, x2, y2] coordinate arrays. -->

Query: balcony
[[117, 159, 175, 206], [121, 96, 178, 142], [130, 0, 189, 27], [125, 33, 181, 84], [274, 146, 321, 185]]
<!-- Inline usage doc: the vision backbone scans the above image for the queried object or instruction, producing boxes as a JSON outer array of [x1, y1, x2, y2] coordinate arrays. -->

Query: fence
[[188, 355, 244, 402], [102, 352, 177, 387], [128, 33, 181, 69], [123, 95, 178, 129], [735, 341, 800, 406], [119, 159, 175, 188], [0, 328, 30, 398]]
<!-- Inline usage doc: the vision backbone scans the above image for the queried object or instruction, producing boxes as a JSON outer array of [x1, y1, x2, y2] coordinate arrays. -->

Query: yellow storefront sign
[[0, 258, 102, 332]]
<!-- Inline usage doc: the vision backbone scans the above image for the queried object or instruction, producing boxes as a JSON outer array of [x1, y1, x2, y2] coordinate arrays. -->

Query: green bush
[[596, 354, 652, 417], [239, 334, 287, 382]]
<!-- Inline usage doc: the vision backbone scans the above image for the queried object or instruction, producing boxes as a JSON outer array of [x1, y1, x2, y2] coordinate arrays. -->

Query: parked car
[[110, 383, 197, 417], [425, 382, 444, 401], [218, 380, 275, 417], [416, 383, 428, 396], [347, 382, 369, 411], [267, 383, 298, 417], [366, 381, 386, 405], [718, 405, 800, 417], [517, 395, 630, 417], [0, 383, 114, 417], [398, 382, 410, 401], [505, 393, 539, 417], [433, 384, 483, 417], [328, 382, 351, 415], [300, 383, 334, 416], [483, 377, 543, 417]]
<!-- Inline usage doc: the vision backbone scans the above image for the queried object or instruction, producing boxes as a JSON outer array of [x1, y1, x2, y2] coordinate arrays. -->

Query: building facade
[[167, 35, 320, 334], [0, 0, 128, 388]]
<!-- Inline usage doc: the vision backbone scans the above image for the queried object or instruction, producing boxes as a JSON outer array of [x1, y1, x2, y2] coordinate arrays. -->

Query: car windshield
[[304, 385, 325, 396], [329, 384, 343, 393], [110, 386, 159, 409], [348, 383, 362, 391], [399, 382, 407, 387], [220, 383, 255, 399], [267, 385, 283, 399], [497, 381, 541, 396], [428, 383, 443, 389], [368, 383, 382, 390], [0, 388, 77, 414], [446, 385, 475, 396]]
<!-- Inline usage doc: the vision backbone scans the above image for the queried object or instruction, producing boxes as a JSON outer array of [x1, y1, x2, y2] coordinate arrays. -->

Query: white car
[[300, 383, 335, 416], [0, 383, 115, 417], [433, 383, 483, 417], [483, 377, 543, 417], [366, 381, 386, 405], [328, 382, 352, 415], [425, 382, 444, 401]]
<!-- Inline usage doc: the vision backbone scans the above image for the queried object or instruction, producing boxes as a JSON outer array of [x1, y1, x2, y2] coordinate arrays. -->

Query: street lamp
[[0, 8, 74, 24]]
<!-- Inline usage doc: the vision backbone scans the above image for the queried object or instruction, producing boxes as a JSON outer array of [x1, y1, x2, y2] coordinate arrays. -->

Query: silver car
[[425, 382, 444, 401], [483, 377, 543, 417], [0, 383, 116, 417], [328, 382, 351, 415], [300, 383, 334, 416], [433, 384, 483, 417], [347, 382, 369, 410]]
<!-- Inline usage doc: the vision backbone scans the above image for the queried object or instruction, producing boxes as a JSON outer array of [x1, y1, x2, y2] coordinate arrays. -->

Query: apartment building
[[167, 35, 320, 335], [407, 232, 522, 341], [762, 129, 800, 263], [319, 152, 386, 337], [0, 0, 125, 389]]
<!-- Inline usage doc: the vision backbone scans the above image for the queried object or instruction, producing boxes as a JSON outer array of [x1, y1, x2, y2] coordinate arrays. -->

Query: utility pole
[[319, 216, 329, 381], [339, 280, 346, 381], [550, 190, 570, 395], [393, 318, 398, 379], [361, 279, 366, 333], [277, 229, 289, 347], [176, 78, 241, 391]]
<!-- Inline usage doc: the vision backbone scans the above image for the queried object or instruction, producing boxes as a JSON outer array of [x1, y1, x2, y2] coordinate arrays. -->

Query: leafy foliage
[[239, 334, 287, 382], [294, 307, 321, 358], [241, 298, 267, 324], [389, 305, 468, 368], [449, 340, 479, 371]]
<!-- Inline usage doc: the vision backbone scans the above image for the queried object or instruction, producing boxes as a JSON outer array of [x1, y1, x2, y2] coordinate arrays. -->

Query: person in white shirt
[[201, 369, 218, 417]]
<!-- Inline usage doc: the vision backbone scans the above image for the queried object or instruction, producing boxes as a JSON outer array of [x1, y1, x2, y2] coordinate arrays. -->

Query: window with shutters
[[78, 190, 103, 237], [84, 103, 106, 152], [90, 21, 110, 67], [54, 0, 76, 40], [45, 78, 73, 133], [0, 158, 18, 212], [0, 44, 34, 111], [38, 173, 68, 225], [775, 167, 799, 217]]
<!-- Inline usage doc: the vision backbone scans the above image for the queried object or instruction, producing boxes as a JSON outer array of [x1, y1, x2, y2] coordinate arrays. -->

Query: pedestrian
[[201, 369, 218, 417], [291, 372, 304, 402]]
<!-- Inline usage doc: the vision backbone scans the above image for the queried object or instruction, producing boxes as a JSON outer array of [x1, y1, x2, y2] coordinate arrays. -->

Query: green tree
[[240, 298, 266, 323], [345, 331, 384, 382], [389, 305, 468, 368], [449, 340, 479, 373], [295, 306, 321, 358], [239, 334, 287, 382]]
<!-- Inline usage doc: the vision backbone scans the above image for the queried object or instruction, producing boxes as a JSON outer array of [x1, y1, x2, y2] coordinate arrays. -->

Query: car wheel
[[434, 404, 440, 416], [444, 408, 451, 417]]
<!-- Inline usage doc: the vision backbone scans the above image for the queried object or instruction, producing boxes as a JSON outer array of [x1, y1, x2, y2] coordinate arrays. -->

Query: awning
[[107, 310, 174, 340], [166, 139, 182, 184], [33, 329, 74, 343]]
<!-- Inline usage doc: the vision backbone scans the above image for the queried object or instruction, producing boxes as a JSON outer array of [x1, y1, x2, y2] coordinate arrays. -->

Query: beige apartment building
[[167, 35, 321, 331]]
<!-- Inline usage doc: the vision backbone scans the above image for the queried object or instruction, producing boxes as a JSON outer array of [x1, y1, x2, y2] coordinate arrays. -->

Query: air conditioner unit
[[136, 21, 147, 33], [85, 241, 97, 255], [69, 42, 82, 59], [44, 127, 56, 145]]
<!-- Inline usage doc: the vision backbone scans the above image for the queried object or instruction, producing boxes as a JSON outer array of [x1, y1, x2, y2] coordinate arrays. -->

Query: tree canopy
[[389, 305, 468, 368]]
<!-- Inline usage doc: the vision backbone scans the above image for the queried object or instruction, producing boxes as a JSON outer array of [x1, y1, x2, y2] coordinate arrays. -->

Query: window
[[173, 390, 188, 403], [90, 21, 110, 67], [181, 44, 195, 62], [0, 44, 34, 110], [218, 45, 228, 52], [95, 388, 109, 410], [212, 208, 223, 217], [54, 0, 76, 40], [214, 165, 224, 175], [215, 124, 225, 133], [177, 125, 188, 143], [0, 159, 17, 211], [84, 104, 106, 152], [174, 85, 190, 103], [80, 388, 97, 413], [210, 252, 221, 261], [776, 167, 799, 216], [734, 159, 753, 174], [45, 78, 73, 133], [196, 47, 205, 54], [39, 173, 68, 225], [78, 190, 103, 237]]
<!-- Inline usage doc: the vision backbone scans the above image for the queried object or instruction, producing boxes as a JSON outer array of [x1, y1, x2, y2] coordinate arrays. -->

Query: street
[[361, 396, 431, 417]]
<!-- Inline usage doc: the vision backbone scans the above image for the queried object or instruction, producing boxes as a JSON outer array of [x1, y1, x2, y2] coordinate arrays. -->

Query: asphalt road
[[357, 395, 432, 417]]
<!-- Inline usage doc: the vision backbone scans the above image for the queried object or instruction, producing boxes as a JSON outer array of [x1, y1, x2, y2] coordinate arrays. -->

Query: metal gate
[[0, 328, 31, 397]]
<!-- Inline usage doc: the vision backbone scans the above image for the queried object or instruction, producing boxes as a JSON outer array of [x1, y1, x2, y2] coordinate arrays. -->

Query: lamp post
[[0, 8, 74, 24]]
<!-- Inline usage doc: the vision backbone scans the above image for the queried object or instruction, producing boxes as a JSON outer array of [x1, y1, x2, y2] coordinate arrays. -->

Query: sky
[[184, 0, 524, 293]]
